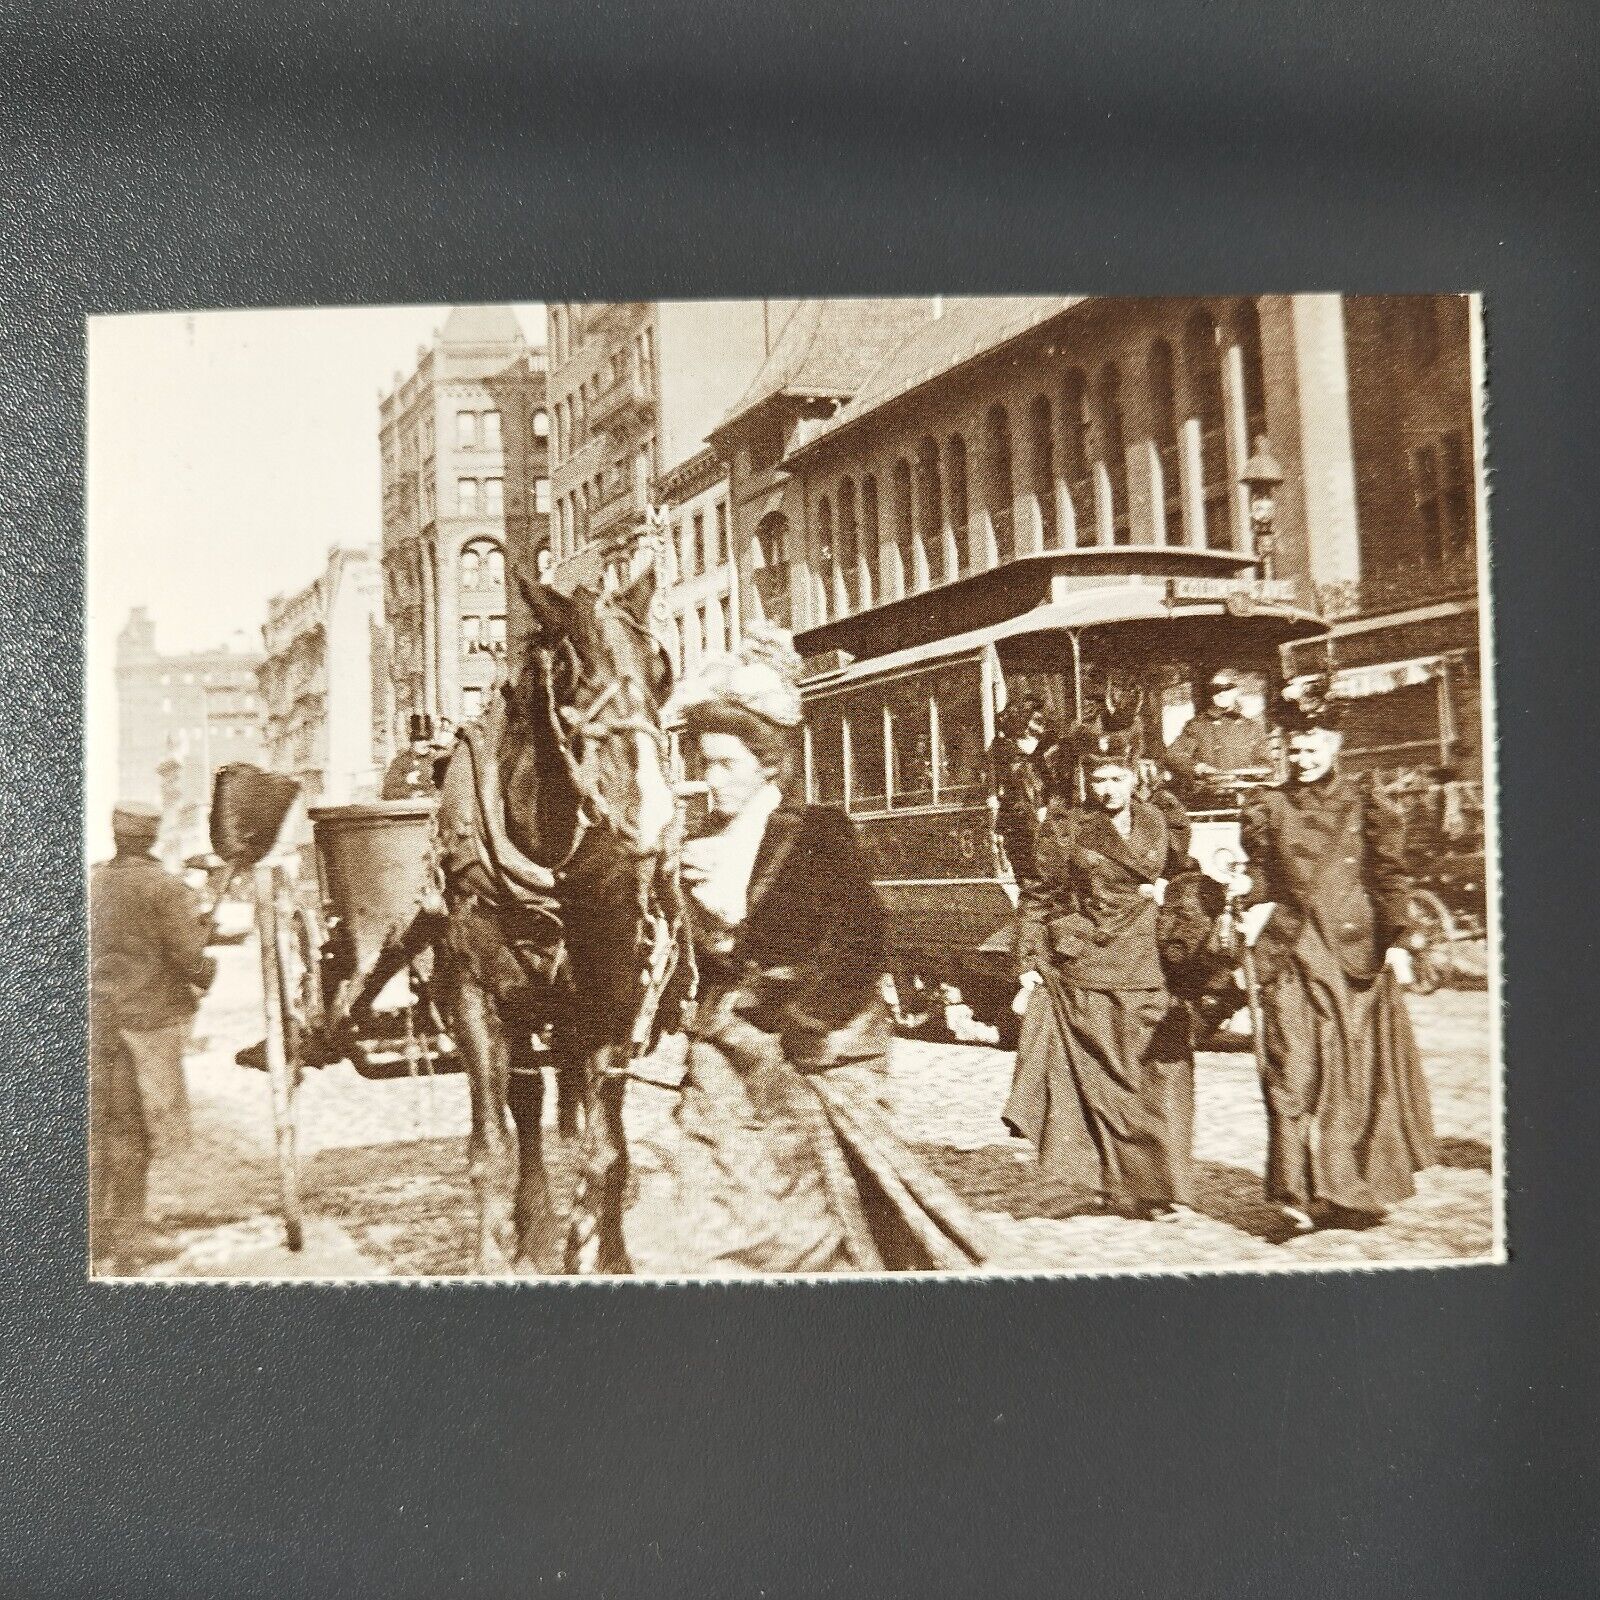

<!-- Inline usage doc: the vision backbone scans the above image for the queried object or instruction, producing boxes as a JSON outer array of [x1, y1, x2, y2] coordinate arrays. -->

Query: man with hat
[[382, 712, 441, 799], [89, 800, 217, 1271], [1163, 667, 1275, 805], [1237, 679, 1437, 1230]]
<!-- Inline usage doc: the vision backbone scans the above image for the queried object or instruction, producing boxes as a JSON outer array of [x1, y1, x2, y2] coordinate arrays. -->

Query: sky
[[84, 302, 546, 853]]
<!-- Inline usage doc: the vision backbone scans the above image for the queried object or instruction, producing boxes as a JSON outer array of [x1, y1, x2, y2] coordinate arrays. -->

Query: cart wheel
[[254, 865, 305, 1253], [1404, 887, 1454, 996]]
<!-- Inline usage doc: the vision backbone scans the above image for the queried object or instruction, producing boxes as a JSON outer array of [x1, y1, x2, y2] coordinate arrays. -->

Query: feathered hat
[[669, 620, 804, 731], [1275, 673, 1345, 732]]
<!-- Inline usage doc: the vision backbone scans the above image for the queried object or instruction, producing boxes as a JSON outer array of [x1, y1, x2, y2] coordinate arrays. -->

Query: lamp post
[[1239, 436, 1285, 582]]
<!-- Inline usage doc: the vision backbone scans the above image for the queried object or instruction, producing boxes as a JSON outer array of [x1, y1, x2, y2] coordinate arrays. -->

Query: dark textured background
[[2, 3, 1596, 1594]]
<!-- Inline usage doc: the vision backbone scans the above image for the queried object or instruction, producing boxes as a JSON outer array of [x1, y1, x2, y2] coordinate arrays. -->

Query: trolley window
[[932, 663, 986, 804], [809, 699, 845, 806], [843, 688, 886, 812], [886, 677, 934, 809]]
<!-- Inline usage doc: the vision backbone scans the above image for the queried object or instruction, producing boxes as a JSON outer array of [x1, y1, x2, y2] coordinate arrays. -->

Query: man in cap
[[1236, 680, 1437, 1231], [382, 712, 440, 799], [1163, 668, 1275, 805], [89, 801, 217, 1272]]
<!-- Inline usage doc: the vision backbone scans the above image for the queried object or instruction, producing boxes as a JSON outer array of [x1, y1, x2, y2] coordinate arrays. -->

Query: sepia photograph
[[85, 293, 1500, 1282]]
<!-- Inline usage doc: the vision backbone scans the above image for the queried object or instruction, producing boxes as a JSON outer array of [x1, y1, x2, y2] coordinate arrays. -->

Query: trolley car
[[792, 547, 1330, 1031]]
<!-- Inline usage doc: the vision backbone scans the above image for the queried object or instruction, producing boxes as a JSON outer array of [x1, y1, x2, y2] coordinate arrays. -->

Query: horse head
[[514, 569, 677, 866]]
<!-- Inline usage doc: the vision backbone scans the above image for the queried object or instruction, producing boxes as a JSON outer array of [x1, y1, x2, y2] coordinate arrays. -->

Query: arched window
[[815, 495, 835, 621], [1097, 365, 1130, 545], [916, 437, 944, 584], [1185, 309, 1231, 548], [892, 457, 916, 592], [461, 537, 503, 590], [1233, 299, 1267, 448], [838, 478, 860, 612], [861, 475, 880, 605], [1147, 339, 1181, 543], [1061, 369, 1093, 545], [945, 435, 970, 574], [753, 512, 793, 630], [1028, 396, 1056, 548], [982, 404, 1015, 563]]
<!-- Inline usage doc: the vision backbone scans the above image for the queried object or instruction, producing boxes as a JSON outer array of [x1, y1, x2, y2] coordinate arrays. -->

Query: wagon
[[248, 797, 460, 1251]]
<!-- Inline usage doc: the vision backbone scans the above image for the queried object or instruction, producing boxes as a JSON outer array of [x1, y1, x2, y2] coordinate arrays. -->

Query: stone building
[[257, 547, 384, 831], [114, 606, 266, 864], [740, 294, 1482, 778], [543, 300, 788, 598], [378, 305, 550, 739], [651, 447, 735, 673]]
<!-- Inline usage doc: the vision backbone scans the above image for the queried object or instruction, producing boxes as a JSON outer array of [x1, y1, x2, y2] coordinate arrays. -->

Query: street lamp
[[1239, 436, 1285, 581]]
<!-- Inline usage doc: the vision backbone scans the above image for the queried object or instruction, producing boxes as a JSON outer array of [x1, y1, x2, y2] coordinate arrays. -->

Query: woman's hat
[[1276, 674, 1345, 731], [671, 621, 804, 730], [1069, 719, 1141, 768]]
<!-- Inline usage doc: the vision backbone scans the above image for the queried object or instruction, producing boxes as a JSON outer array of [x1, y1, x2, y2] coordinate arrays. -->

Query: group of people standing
[[994, 669, 1438, 1235]]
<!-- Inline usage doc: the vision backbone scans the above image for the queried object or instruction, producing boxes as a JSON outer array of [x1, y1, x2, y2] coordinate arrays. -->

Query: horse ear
[[517, 573, 573, 641], [615, 562, 657, 627]]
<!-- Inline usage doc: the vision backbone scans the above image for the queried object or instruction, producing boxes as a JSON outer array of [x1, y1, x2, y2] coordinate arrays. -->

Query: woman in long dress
[[1002, 725, 1196, 1219], [626, 630, 989, 1275]]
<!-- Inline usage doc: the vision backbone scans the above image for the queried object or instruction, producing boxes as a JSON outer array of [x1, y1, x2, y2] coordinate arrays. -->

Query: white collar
[[684, 783, 784, 928]]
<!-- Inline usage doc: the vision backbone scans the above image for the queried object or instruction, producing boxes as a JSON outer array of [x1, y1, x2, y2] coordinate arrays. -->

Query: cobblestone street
[[132, 935, 1499, 1280]]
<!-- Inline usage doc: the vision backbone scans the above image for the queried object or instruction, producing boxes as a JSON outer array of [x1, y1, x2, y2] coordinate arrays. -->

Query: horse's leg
[[550, 1018, 585, 1140], [447, 964, 518, 1273], [506, 1022, 561, 1271], [563, 1043, 633, 1275]]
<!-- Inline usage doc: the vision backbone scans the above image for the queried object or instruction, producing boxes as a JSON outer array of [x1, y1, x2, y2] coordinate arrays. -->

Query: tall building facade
[[717, 294, 1482, 778], [653, 447, 735, 674], [542, 300, 789, 600], [114, 606, 267, 863], [378, 305, 550, 740], [257, 546, 384, 828]]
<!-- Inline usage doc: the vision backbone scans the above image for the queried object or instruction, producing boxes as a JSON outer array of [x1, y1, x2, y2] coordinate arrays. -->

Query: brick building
[[114, 606, 267, 865], [257, 546, 384, 835], [378, 305, 549, 739]]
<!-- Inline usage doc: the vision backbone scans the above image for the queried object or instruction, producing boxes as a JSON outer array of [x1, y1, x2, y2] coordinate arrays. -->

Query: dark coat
[[700, 804, 888, 1041], [1164, 707, 1274, 785], [1016, 799, 1188, 991], [90, 852, 217, 1032], [381, 748, 438, 800], [1241, 773, 1413, 983]]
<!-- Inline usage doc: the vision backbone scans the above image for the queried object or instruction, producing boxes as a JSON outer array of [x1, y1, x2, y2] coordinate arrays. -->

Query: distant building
[[114, 606, 266, 864], [654, 447, 735, 674], [542, 300, 791, 599], [257, 547, 384, 830], [378, 304, 550, 738]]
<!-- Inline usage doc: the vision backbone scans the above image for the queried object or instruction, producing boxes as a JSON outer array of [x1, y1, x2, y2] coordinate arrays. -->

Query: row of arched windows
[[787, 304, 1268, 625]]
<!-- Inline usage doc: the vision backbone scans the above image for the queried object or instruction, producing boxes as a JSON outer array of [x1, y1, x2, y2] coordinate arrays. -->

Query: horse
[[432, 567, 684, 1274]]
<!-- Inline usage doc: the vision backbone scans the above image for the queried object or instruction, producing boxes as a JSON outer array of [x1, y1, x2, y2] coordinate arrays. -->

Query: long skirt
[[1003, 975, 1195, 1210], [1260, 930, 1436, 1214], [626, 997, 989, 1276]]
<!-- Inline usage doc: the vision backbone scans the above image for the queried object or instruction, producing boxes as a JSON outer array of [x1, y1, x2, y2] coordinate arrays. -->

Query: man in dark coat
[[89, 800, 217, 1271], [1164, 668, 1275, 804], [1239, 681, 1437, 1229], [382, 712, 440, 799], [986, 697, 1054, 885]]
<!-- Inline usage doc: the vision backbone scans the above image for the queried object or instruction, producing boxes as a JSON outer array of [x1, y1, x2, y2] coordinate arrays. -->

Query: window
[[932, 665, 985, 803], [487, 545, 504, 584], [1097, 366, 1130, 545], [892, 457, 915, 587], [1147, 340, 1181, 544], [1440, 431, 1473, 555], [1061, 369, 1094, 544], [886, 676, 935, 809], [458, 477, 479, 516], [1410, 435, 1472, 564], [844, 691, 886, 813], [810, 699, 846, 805], [1184, 310, 1230, 547], [533, 407, 549, 439], [753, 512, 792, 629], [693, 511, 706, 576], [481, 410, 502, 450], [1026, 402, 1055, 548], [535, 478, 551, 514], [488, 615, 507, 652], [482, 477, 504, 516], [917, 437, 945, 581], [462, 686, 485, 718], [982, 406, 1015, 562], [461, 615, 483, 656], [713, 499, 728, 567], [457, 410, 478, 449], [815, 495, 834, 617], [943, 442, 967, 574], [838, 479, 860, 610]]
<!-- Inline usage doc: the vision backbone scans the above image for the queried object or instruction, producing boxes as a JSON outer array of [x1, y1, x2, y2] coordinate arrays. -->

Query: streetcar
[[792, 547, 1330, 1033]]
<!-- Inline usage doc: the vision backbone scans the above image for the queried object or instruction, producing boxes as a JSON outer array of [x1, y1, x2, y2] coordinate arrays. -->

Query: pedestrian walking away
[[88, 800, 217, 1272], [1237, 677, 1437, 1230], [1003, 720, 1197, 1221]]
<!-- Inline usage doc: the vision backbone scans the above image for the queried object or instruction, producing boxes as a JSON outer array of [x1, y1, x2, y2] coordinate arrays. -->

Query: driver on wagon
[[1163, 668, 1275, 802]]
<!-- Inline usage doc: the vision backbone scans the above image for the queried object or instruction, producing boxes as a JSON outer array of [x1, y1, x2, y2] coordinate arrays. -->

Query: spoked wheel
[[254, 864, 306, 1253], [1404, 887, 1454, 995]]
